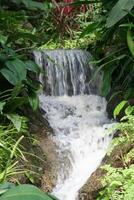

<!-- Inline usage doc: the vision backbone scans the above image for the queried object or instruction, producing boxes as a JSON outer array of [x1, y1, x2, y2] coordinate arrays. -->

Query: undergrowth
[[39, 35, 95, 50], [0, 117, 44, 184], [98, 106, 134, 200]]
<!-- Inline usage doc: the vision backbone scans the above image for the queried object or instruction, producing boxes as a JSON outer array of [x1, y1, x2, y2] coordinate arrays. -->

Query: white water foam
[[40, 94, 112, 200]]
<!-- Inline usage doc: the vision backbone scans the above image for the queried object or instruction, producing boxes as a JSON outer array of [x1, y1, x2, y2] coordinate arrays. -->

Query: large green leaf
[[6, 114, 22, 132], [0, 68, 18, 85], [1, 59, 26, 85], [113, 100, 128, 118], [28, 90, 39, 111], [106, 0, 134, 28], [0, 184, 57, 200], [6, 59, 27, 81]]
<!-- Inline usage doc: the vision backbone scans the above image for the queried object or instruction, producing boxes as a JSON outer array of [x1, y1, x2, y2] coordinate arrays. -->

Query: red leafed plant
[[62, 0, 74, 15], [52, 0, 88, 39]]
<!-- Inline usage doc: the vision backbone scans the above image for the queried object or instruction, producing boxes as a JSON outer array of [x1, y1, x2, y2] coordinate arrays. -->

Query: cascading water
[[34, 50, 112, 200]]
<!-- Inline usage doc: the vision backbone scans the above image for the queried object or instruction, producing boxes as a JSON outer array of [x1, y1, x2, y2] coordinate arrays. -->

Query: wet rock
[[38, 132, 59, 192], [23, 107, 59, 192], [78, 168, 105, 200]]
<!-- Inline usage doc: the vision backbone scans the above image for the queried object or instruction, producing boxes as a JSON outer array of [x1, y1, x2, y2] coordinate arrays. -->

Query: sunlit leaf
[[6, 114, 22, 132], [113, 100, 128, 118]]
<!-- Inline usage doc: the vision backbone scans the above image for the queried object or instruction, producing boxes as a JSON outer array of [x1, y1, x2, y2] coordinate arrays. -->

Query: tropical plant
[[0, 1, 51, 184], [0, 45, 41, 112], [0, 0, 55, 113], [97, 164, 134, 200], [98, 104, 134, 199], [51, 0, 90, 39], [76, 0, 134, 105], [0, 183, 58, 200]]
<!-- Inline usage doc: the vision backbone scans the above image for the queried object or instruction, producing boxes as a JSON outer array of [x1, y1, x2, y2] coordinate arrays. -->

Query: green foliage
[[98, 105, 134, 199], [0, 45, 40, 111], [6, 114, 23, 132], [0, 119, 28, 182], [39, 36, 95, 50], [80, 0, 134, 99], [0, 0, 54, 194], [97, 165, 134, 200], [0, 184, 58, 200], [108, 105, 134, 152], [0, 0, 53, 112], [113, 100, 128, 119], [117, 115, 134, 138]]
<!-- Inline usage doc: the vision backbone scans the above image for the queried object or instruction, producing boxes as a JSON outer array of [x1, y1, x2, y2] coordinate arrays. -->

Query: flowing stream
[[34, 50, 112, 200]]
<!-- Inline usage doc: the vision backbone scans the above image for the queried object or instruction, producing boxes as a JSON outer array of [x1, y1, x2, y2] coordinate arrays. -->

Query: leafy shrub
[[0, 44, 41, 112], [0, 0, 52, 112], [80, 0, 134, 99], [97, 165, 134, 200], [98, 105, 134, 199], [0, 0, 57, 197]]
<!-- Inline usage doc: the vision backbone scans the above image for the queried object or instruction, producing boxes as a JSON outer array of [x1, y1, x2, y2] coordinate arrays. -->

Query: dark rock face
[[38, 130, 59, 192], [23, 107, 59, 192]]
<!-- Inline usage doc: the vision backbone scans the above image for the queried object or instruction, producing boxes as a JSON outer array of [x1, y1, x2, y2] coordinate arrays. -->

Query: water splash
[[34, 50, 112, 200], [39, 95, 112, 200]]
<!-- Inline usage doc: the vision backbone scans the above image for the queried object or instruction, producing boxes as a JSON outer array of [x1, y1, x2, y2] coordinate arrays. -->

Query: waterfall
[[34, 50, 112, 200], [34, 50, 101, 96]]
